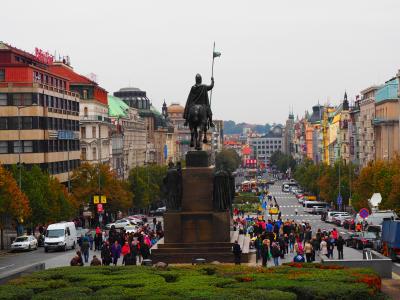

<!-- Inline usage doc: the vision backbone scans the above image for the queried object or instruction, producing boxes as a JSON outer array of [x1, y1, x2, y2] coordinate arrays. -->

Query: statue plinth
[[152, 151, 239, 263]]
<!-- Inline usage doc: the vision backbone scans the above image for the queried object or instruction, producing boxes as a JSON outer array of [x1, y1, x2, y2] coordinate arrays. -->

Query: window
[[13, 141, 22, 153], [84, 107, 88, 117], [24, 141, 33, 153], [0, 118, 6, 130], [0, 141, 7, 154], [0, 94, 7, 106], [92, 126, 96, 138], [92, 147, 97, 160], [81, 126, 86, 139], [22, 117, 32, 129], [0, 69, 4, 81], [81, 148, 87, 160], [83, 90, 88, 99]]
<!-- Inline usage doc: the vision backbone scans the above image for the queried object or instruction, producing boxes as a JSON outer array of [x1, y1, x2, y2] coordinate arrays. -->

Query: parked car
[[106, 219, 131, 229], [150, 206, 166, 216], [325, 211, 351, 223], [343, 218, 356, 230], [333, 215, 354, 227], [124, 225, 139, 234], [126, 216, 144, 225], [350, 231, 380, 250], [11, 235, 38, 251], [130, 214, 148, 223], [311, 206, 327, 215]]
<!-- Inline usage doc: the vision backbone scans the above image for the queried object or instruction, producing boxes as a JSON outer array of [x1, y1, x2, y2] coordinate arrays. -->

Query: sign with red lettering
[[97, 204, 103, 213], [34, 48, 54, 64]]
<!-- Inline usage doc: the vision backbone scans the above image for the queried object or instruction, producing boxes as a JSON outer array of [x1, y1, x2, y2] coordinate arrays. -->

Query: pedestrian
[[271, 241, 281, 266], [304, 240, 313, 263], [81, 235, 90, 263], [255, 235, 262, 263], [101, 241, 112, 265], [261, 238, 270, 267], [327, 235, 335, 259], [95, 227, 102, 251], [140, 240, 150, 261], [232, 240, 242, 265], [121, 241, 131, 265], [90, 255, 102, 266], [111, 240, 121, 266], [336, 235, 345, 260], [320, 238, 328, 257], [70, 250, 84, 266], [295, 208, 298, 216], [294, 238, 304, 256], [289, 232, 295, 253]]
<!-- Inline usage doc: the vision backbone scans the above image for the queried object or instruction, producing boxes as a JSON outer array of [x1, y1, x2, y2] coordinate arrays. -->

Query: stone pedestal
[[151, 151, 235, 263]]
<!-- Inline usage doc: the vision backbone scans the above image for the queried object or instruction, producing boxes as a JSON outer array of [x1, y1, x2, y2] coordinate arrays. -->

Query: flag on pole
[[213, 51, 221, 58]]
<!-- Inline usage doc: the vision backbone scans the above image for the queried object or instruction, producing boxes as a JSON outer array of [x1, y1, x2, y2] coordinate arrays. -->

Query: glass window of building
[[24, 141, 33, 153], [0, 69, 5, 81], [81, 148, 87, 160], [0, 93, 7, 105], [83, 90, 88, 99], [92, 126, 96, 138], [92, 147, 97, 160], [13, 141, 22, 153], [81, 126, 86, 139], [0, 141, 7, 153]]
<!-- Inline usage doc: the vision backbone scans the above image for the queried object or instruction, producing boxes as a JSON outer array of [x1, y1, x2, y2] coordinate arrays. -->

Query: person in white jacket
[[320, 238, 328, 257]]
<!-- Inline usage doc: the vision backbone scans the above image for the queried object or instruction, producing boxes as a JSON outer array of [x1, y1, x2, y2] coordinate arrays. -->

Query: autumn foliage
[[0, 165, 31, 224]]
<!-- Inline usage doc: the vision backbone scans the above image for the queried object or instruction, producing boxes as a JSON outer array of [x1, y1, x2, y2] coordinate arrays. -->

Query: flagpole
[[210, 41, 215, 107]]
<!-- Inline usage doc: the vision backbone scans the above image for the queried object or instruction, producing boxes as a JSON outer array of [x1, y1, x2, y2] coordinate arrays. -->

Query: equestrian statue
[[183, 74, 215, 150]]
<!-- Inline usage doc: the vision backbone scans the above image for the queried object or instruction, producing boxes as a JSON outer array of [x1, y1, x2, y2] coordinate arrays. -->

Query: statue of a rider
[[183, 74, 215, 129]]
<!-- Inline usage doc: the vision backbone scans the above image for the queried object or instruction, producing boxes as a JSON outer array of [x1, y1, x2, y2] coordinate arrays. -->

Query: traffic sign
[[359, 208, 369, 219], [101, 195, 107, 204], [337, 194, 342, 206], [97, 204, 103, 212], [93, 195, 100, 204]]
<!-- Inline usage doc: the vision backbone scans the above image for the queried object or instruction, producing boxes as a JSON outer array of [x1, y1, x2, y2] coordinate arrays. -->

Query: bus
[[303, 201, 330, 213]]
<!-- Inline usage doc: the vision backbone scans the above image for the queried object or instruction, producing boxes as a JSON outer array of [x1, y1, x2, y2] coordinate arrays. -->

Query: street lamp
[[17, 103, 37, 189]]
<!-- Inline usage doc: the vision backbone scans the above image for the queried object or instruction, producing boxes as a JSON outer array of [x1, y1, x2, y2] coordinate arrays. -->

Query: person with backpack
[[261, 238, 270, 267], [336, 235, 345, 260], [232, 240, 242, 265]]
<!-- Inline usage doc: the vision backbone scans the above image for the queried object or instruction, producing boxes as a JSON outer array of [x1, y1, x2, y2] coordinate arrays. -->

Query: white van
[[44, 222, 77, 252], [325, 211, 350, 223]]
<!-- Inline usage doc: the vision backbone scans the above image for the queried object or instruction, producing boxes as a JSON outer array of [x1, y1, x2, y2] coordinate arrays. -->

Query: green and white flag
[[213, 51, 221, 58]]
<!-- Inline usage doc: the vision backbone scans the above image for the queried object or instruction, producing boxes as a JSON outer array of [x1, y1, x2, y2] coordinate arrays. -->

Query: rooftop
[[108, 95, 129, 118], [375, 78, 399, 102]]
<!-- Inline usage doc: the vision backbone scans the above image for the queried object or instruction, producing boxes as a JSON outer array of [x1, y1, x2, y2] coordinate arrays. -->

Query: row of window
[[252, 140, 282, 145], [33, 70, 67, 90], [3, 159, 80, 176], [0, 93, 79, 112], [0, 116, 79, 131], [257, 145, 281, 150], [0, 140, 80, 154]]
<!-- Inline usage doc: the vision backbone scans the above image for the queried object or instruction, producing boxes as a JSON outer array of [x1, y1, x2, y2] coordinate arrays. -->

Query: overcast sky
[[2, 0, 400, 124]]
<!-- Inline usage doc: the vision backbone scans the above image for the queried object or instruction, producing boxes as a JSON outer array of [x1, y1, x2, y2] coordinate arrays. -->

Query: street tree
[[215, 148, 241, 173], [0, 165, 30, 249], [71, 163, 132, 213]]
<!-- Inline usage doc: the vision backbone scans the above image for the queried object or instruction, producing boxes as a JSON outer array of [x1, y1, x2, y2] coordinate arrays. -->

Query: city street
[[262, 179, 400, 277]]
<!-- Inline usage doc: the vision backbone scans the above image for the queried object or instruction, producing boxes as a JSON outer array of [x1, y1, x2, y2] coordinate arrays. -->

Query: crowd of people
[[233, 214, 346, 266], [70, 218, 164, 266]]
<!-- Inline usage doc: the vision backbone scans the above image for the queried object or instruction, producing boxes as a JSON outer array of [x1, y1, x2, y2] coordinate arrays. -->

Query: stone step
[[157, 242, 232, 249], [154, 247, 232, 254]]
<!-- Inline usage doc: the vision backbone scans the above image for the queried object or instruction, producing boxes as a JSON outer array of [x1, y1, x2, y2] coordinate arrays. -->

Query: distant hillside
[[223, 121, 281, 135]]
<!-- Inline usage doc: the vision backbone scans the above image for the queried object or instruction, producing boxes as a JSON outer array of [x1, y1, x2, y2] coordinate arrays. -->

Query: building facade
[[0, 42, 80, 184], [50, 62, 112, 166], [108, 95, 147, 178], [374, 76, 399, 161], [114, 87, 167, 165], [249, 125, 283, 167]]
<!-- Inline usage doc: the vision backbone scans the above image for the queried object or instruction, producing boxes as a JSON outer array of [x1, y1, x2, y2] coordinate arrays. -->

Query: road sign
[[101, 195, 107, 204], [359, 208, 369, 219], [93, 195, 100, 204], [337, 194, 342, 206], [97, 204, 103, 213]]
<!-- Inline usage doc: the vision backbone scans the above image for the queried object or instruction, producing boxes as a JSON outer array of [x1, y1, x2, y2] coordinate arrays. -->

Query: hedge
[[0, 264, 387, 300]]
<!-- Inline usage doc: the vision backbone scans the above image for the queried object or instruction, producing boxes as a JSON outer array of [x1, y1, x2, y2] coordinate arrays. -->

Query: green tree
[[128, 165, 167, 209], [215, 148, 241, 173]]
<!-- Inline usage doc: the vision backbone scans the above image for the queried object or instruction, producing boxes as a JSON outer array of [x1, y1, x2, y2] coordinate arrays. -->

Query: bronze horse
[[188, 104, 208, 150]]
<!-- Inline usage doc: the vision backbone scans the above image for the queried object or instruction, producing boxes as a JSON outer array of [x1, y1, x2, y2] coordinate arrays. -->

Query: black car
[[350, 232, 380, 250]]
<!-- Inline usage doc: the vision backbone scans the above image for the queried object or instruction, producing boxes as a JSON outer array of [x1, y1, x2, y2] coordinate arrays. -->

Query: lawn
[[0, 263, 387, 300]]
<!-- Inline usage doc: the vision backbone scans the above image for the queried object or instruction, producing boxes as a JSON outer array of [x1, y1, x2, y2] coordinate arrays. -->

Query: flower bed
[[0, 264, 387, 300]]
